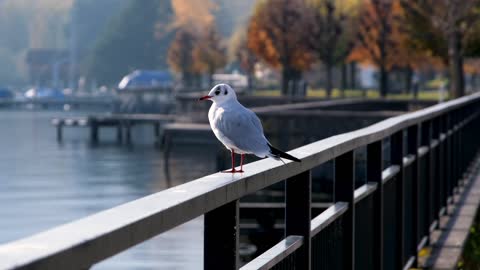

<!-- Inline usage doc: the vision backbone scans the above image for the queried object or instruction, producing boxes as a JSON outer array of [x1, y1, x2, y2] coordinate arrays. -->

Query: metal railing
[[1, 93, 480, 270]]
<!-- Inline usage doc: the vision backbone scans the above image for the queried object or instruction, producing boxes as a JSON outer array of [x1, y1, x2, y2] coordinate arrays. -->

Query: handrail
[[403, 154, 416, 167], [311, 202, 349, 236], [1, 92, 480, 269], [239, 235, 304, 270], [353, 183, 378, 204], [382, 165, 401, 184]]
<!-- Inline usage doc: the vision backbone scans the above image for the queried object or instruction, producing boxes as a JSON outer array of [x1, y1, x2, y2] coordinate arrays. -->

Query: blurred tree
[[167, 29, 200, 88], [350, 0, 404, 97], [213, 0, 257, 36], [231, 28, 257, 91], [399, 1, 448, 64], [86, 0, 174, 85], [171, 0, 216, 31], [247, 0, 313, 96], [400, 0, 480, 98], [71, 0, 129, 69], [192, 26, 227, 87], [307, 0, 356, 98]]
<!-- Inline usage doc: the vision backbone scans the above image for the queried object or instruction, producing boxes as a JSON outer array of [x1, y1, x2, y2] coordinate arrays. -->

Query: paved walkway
[[420, 160, 480, 270]]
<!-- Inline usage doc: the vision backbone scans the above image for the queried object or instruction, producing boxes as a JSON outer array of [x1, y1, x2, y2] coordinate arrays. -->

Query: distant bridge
[[1, 93, 480, 270], [0, 98, 115, 110]]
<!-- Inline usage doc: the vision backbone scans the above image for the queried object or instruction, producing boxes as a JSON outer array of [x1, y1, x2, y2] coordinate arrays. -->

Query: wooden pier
[[51, 114, 175, 144]]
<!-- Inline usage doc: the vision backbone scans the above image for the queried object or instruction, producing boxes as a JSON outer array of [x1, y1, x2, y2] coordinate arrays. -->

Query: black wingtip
[[268, 143, 301, 162]]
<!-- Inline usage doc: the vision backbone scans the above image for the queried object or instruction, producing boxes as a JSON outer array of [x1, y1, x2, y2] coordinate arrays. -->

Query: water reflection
[[0, 110, 219, 269]]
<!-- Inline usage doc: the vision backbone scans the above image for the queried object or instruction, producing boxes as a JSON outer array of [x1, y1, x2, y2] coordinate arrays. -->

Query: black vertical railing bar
[[461, 108, 467, 179], [367, 140, 383, 270], [285, 170, 311, 270], [464, 107, 470, 176], [204, 200, 239, 270], [449, 110, 455, 198], [458, 108, 465, 181], [445, 113, 452, 204], [453, 110, 459, 189], [334, 151, 355, 270], [440, 113, 449, 206], [421, 120, 434, 236], [427, 118, 437, 232], [437, 114, 447, 215], [440, 114, 448, 211], [390, 130, 405, 269], [450, 110, 457, 193], [432, 117, 441, 219], [407, 125, 419, 268]]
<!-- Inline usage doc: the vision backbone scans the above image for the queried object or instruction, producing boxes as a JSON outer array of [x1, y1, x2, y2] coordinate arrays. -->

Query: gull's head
[[198, 84, 237, 104]]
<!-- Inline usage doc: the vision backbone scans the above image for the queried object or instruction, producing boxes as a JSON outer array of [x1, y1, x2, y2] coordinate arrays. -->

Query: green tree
[[71, 0, 129, 60], [307, 0, 355, 98], [400, 0, 480, 98], [86, 0, 174, 86]]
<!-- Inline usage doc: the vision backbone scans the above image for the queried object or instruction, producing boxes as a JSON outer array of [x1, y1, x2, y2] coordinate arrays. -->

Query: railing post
[[432, 118, 440, 218], [204, 200, 239, 270], [56, 121, 63, 142], [457, 109, 463, 180], [438, 116, 445, 209], [334, 151, 355, 270], [116, 124, 123, 143], [285, 170, 311, 270], [407, 125, 419, 267], [390, 131, 404, 269], [367, 141, 383, 270], [445, 113, 452, 201], [420, 120, 432, 240], [452, 110, 459, 187], [90, 119, 98, 143], [125, 121, 132, 144]]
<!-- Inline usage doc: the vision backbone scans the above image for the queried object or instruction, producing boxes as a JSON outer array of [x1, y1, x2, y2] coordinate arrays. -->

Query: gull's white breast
[[208, 101, 270, 158]]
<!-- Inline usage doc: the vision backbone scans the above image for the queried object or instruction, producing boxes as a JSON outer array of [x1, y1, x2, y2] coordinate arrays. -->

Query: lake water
[[0, 110, 223, 269]]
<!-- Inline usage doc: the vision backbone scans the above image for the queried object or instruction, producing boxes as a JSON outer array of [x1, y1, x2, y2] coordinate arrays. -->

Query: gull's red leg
[[231, 150, 236, 172], [239, 154, 245, 173], [223, 149, 237, 173]]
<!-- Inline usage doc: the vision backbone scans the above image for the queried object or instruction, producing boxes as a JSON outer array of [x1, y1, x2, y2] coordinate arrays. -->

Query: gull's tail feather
[[267, 143, 301, 162]]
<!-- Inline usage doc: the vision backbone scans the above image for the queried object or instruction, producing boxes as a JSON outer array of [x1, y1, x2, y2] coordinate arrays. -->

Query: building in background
[[25, 49, 70, 88]]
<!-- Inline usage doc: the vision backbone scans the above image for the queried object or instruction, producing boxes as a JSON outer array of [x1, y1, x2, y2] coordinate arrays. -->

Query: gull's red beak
[[199, 95, 212, 101]]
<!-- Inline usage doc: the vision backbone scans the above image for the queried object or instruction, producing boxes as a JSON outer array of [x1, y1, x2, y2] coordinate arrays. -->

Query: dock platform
[[51, 114, 176, 144]]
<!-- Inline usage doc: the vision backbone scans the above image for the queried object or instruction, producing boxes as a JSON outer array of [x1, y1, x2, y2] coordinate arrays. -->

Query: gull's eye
[[214, 90, 220, 95]]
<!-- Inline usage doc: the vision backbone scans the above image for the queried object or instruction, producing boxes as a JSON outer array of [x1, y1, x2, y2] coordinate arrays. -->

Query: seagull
[[199, 84, 300, 173]]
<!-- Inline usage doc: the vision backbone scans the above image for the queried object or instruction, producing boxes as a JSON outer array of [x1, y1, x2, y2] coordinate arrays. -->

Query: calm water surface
[[0, 110, 221, 269]]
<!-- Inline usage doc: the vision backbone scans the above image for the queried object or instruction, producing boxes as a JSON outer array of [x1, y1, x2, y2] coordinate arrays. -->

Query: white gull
[[199, 84, 301, 173]]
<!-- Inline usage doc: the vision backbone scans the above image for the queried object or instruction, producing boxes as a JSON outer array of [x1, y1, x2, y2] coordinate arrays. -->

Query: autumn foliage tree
[[248, 0, 313, 96], [192, 26, 227, 87], [350, 0, 404, 97], [168, 0, 227, 89], [167, 29, 200, 87], [171, 0, 216, 30]]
